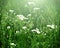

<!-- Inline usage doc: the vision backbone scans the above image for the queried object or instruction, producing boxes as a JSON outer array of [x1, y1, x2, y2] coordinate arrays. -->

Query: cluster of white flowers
[[22, 26, 27, 30], [17, 15, 28, 20], [7, 26, 10, 29], [47, 24, 55, 29], [10, 43, 16, 46], [27, 2, 35, 5], [31, 28, 40, 34], [9, 9, 14, 13]]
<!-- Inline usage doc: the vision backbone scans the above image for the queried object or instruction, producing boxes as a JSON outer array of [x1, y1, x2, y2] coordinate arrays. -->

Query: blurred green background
[[0, 0, 60, 48]]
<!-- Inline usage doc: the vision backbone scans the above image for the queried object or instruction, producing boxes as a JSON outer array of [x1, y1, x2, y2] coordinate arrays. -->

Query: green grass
[[0, 0, 60, 48]]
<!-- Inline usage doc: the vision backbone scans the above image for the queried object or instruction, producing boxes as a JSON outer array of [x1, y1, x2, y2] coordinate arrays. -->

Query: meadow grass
[[0, 0, 60, 48]]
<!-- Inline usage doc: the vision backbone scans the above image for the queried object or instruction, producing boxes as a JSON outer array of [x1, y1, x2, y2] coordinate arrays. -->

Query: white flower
[[35, 28, 40, 34], [28, 2, 35, 5], [31, 29, 36, 32], [10, 43, 16, 46], [47, 24, 55, 29], [22, 26, 27, 30], [27, 14, 31, 17], [44, 33, 46, 35], [9, 10, 14, 13], [33, 7, 40, 10], [16, 31, 19, 33], [7, 26, 10, 29], [31, 28, 40, 34], [25, 4, 28, 7], [17, 15, 28, 20]]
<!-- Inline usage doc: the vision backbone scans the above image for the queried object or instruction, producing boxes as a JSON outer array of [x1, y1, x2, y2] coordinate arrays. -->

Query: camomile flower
[[16, 30, 20, 34], [17, 15, 28, 20], [22, 26, 27, 30], [27, 1, 35, 5], [47, 24, 55, 29], [33, 7, 40, 10], [10, 43, 16, 46], [25, 4, 28, 7], [9, 9, 14, 13], [33, 7, 40, 12], [7, 26, 10, 29], [27, 14, 31, 17], [44, 33, 46, 36], [31, 28, 40, 34]]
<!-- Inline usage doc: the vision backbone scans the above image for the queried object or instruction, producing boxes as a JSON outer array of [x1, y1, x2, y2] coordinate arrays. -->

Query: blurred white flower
[[31, 29, 36, 32], [9, 10, 14, 13], [7, 26, 10, 29], [16, 30, 19, 33], [47, 24, 55, 29], [31, 28, 40, 34], [27, 14, 31, 17], [28, 2, 35, 5], [25, 4, 28, 7], [17, 15, 28, 20], [10, 43, 16, 46], [36, 28, 40, 34], [22, 26, 27, 30], [44, 33, 46, 35], [34, 7, 40, 10]]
